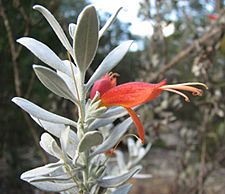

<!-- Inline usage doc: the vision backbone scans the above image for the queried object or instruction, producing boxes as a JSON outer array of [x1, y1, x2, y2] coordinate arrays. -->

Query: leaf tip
[[16, 37, 24, 44], [33, 4, 42, 10], [84, 4, 97, 11], [32, 65, 46, 73], [11, 97, 19, 104], [127, 40, 134, 47], [16, 37, 32, 45]]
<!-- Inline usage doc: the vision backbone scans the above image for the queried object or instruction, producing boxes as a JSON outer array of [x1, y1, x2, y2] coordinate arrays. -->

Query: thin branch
[[0, 0, 47, 163], [16, 2, 30, 58], [148, 8, 225, 82], [0, 0, 21, 96]]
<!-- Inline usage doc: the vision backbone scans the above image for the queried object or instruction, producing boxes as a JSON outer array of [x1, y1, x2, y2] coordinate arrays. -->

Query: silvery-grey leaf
[[74, 5, 99, 72], [46, 161, 64, 168], [60, 126, 70, 155], [40, 133, 63, 159], [86, 99, 106, 120], [12, 97, 77, 127], [78, 131, 103, 153], [61, 188, 79, 194], [21, 162, 62, 181], [89, 100, 101, 111], [61, 186, 79, 193], [66, 137, 79, 158], [115, 150, 126, 172], [111, 184, 132, 194], [127, 138, 137, 157], [31, 116, 78, 157], [99, 107, 127, 118], [89, 91, 100, 105], [90, 107, 107, 118], [133, 173, 152, 179], [31, 116, 66, 138], [99, 7, 123, 39], [135, 138, 144, 150], [29, 176, 68, 182], [17, 37, 70, 75], [98, 166, 141, 188], [69, 23, 76, 39], [29, 181, 76, 192], [33, 65, 77, 103], [57, 60, 79, 97], [91, 118, 132, 156], [62, 60, 79, 74], [88, 117, 117, 130], [86, 40, 133, 90], [33, 5, 73, 57], [28, 170, 77, 182], [88, 107, 128, 130]]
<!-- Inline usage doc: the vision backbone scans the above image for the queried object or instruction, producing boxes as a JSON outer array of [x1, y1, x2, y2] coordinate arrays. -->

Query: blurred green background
[[1, 0, 225, 193]]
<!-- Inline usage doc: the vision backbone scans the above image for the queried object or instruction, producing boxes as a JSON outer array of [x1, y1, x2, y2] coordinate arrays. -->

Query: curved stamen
[[161, 82, 208, 89], [161, 85, 203, 96], [162, 88, 190, 102]]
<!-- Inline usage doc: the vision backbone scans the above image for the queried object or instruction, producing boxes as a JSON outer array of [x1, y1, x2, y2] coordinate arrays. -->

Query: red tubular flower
[[90, 73, 208, 144]]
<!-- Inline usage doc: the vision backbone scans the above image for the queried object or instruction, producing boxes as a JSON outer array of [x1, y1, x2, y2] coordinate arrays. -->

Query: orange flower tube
[[90, 73, 207, 144]]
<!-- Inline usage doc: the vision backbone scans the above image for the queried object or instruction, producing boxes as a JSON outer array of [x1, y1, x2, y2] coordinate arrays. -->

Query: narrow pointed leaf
[[17, 37, 70, 75], [31, 117, 78, 158], [112, 184, 133, 194], [88, 117, 117, 130], [89, 107, 107, 118], [31, 116, 78, 141], [133, 173, 152, 179], [33, 5, 73, 57], [31, 116, 66, 138], [99, 107, 127, 118], [57, 60, 79, 97], [78, 131, 103, 153], [33, 65, 77, 103], [127, 138, 137, 157], [86, 40, 133, 90], [40, 133, 63, 159], [21, 162, 62, 181], [88, 107, 129, 130], [62, 60, 79, 75], [99, 7, 123, 39], [28, 170, 78, 182], [74, 5, 99, 71], [98, 166, 141, 188], [12, 97, 77, 127], [91, 118, 132, 156], [60, 126, 70, 154], [115, 150, 126, 172], [29, 181, 76, 192]]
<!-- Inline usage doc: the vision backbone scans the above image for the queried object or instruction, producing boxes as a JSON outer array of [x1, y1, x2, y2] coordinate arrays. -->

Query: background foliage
[[0, 0, 225, 193]]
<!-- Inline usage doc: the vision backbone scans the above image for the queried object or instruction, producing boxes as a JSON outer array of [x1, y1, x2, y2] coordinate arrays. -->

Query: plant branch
[[0, 0, 47, 163], [148, 8, 225, 82], [16, 1, 30, 58]]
